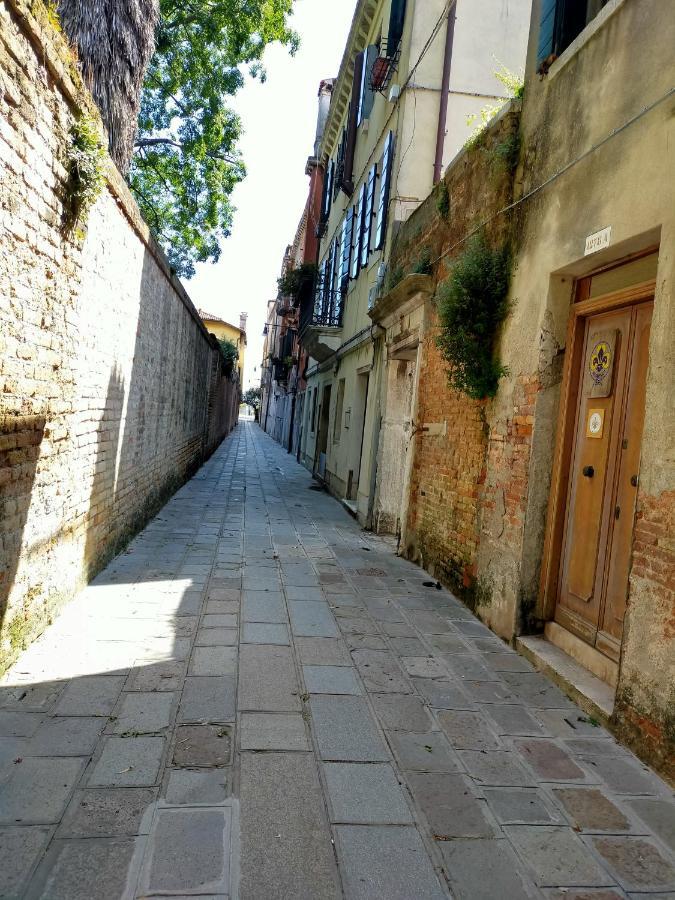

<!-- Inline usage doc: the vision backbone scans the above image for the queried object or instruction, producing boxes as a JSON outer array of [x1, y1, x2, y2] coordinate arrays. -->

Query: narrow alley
[[1, 421, 673, 899]]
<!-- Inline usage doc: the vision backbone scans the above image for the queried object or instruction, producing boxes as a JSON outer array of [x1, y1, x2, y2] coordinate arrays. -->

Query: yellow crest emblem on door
[[589, 341, 611, 386]]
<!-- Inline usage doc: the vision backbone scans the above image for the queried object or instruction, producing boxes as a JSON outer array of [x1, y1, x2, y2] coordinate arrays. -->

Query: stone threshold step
[[516, 634, 615, 724]]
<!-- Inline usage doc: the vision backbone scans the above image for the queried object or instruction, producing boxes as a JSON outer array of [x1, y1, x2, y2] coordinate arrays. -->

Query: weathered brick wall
[[0, 0, 238, 672], [392, 106, 522, 609]]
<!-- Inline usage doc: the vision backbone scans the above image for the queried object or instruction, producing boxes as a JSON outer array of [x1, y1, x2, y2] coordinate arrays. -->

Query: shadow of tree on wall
[[0, 414, 46, 668], [83, 366, 126, 581]]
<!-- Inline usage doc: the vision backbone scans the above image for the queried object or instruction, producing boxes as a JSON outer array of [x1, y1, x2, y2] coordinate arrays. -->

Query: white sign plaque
[[584, 226, 612, 256]]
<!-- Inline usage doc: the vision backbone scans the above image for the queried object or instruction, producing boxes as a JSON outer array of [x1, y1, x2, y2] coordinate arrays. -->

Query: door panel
[[556, 300, 652, 657], [599, 302, 653, 655], [557, 309, 632, 642]]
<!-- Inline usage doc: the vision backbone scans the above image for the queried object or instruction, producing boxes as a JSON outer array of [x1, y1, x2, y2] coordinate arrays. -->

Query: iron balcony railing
[[299, 277, 345, 335]]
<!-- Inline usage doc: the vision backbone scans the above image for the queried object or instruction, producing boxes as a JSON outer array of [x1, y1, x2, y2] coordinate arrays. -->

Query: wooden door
[[556, 301, 652, 659]]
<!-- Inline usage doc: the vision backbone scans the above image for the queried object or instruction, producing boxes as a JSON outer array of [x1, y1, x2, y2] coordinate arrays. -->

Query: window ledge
[[547, 0, 628, 80]]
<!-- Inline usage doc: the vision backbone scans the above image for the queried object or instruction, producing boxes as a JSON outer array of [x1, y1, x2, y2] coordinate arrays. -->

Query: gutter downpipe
[[432, 3, 457, 185]]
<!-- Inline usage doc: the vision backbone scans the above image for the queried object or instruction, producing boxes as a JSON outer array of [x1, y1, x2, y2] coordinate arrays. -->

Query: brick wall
[[392, 106, 522, 612], [0, 0, 238, 673]]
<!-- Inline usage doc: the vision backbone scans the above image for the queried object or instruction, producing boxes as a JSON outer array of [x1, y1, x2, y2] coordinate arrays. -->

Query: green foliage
[[64, 114, 106, 238], [436, 181, 450, 219], [385, 265, 404, 293], [218, 337, 239, 375], [465, 66, 524, 150], [412, 247, 433, 276], [436, 232, 511, 400], [129, 0, 298, 278], [277, 263, 317, 302], [243, 386, 261, 410], [491, 132, 521, 174]]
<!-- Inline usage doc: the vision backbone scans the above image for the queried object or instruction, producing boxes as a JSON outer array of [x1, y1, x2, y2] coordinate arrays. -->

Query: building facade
[[369, 0, 675, 773], [198, 310, 248, 385], [298, 0, 530, 520]]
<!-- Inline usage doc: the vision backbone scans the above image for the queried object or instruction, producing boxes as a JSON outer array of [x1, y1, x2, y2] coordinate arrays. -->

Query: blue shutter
[[537, 0, 559, 65], [374, 132, 394, 251]]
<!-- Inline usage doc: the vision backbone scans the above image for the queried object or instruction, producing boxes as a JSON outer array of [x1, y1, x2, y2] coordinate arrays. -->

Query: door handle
[[582, 465, 594, 478], [630, 474, 638, 487]]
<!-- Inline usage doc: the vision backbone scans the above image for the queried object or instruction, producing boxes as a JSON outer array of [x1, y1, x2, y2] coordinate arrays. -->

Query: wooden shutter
[[330, 237, 340, 321], [323, 160, 334, 221], [537, 0, 559, 64], [351, 185, 365, 279], [343, 53, 364, 193], [340, 209, 354, 287], [374, 132, 394, 251], [334, 130, 346, 200], [359, 45, 378, 122], [387, 0, 407, 55], [361, 164, 377, 268]]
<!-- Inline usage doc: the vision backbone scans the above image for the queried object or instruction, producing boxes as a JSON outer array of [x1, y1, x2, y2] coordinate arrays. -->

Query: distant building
[[198, 310, 247, 385]]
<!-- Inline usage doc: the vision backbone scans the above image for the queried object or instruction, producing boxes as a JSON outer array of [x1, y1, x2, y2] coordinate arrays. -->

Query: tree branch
[[134, 136, 239, 164]]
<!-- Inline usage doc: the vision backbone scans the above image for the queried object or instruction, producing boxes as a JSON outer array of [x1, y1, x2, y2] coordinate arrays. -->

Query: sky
[[183, 0, 356, 390]]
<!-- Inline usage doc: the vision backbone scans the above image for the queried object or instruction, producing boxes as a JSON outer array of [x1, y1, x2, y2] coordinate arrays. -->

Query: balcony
[[299, 284, 344, 363]]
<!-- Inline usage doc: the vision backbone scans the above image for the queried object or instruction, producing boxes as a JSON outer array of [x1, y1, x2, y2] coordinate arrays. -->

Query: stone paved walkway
[[1, 421, 674, 899]]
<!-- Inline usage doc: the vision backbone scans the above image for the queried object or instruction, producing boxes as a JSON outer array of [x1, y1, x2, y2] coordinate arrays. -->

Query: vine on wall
[[63, 114, 106, 238], [436, 231, 511, 400]]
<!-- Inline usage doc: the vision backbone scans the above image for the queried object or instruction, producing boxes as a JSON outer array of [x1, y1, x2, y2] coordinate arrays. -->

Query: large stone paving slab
[[0, 757, 85, 824], [309, 695, 389, 761], [239, 752, 341, 900], [334, 825, 446, 900]]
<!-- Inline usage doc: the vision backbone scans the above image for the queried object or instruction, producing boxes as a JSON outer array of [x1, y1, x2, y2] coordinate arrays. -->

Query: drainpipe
[[432, 3, 457, 185]]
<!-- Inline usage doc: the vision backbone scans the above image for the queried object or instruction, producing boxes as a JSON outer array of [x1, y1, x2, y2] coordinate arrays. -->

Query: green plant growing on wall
[[218, 338, 239, 376], [384, 265, 404, 293], [436, 181, 450, 219], [465, 66, 524, 150], [412, 247, 433, 276], [64, 114, 106, 238], [277, 263, 317, 303], [436, 232, 511, 400]]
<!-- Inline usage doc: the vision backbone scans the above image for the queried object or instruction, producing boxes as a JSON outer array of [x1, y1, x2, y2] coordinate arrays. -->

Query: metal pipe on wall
[[432, 3, 457, 185]]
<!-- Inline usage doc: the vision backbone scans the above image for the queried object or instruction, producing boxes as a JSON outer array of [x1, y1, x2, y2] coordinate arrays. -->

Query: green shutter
[[387, 0, 407, 55], [537, 0, 558, 64]]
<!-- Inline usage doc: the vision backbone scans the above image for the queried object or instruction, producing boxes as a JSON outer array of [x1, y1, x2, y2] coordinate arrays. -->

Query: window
[[351, 184, 365, 279], [321, 160, 334, 223], [386, 0, 407, 56], [333, 379, 345, 443], [310, 388, 318, 433], [339, 209, 353, 289], [360, 163, 377, 268], [537, 0, 611, 68], [374, 131, 394, 251], [330, 237, 340, 317], [334, 129, 347, 200], [357, 46, 378, 126]]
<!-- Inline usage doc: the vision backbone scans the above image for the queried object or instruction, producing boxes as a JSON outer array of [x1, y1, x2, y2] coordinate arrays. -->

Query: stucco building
[[198, 310, 248, 385], [297, 0, 530, 519]]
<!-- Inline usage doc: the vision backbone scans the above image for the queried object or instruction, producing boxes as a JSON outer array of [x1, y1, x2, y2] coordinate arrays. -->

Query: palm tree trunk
[[57, 0, 159, 174]]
